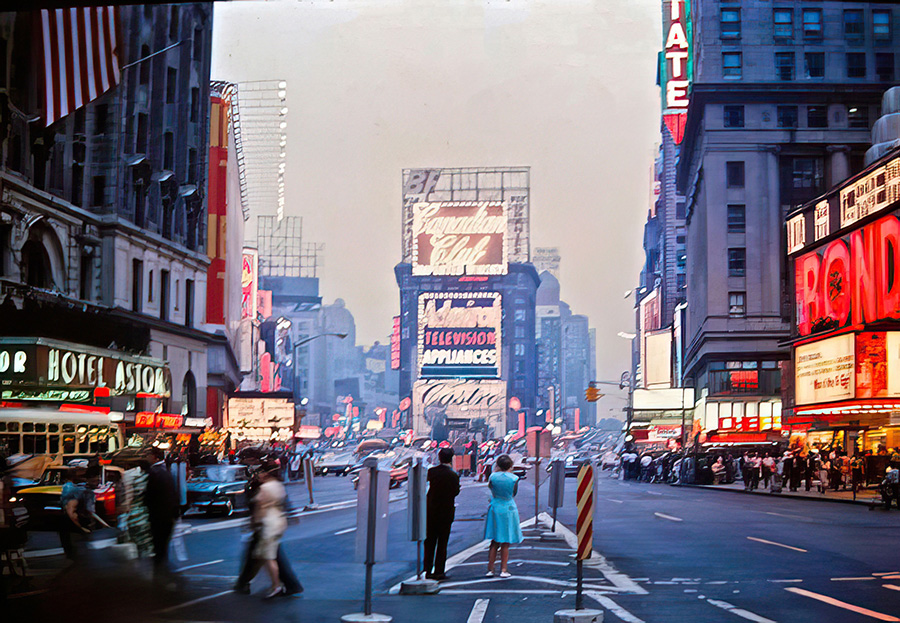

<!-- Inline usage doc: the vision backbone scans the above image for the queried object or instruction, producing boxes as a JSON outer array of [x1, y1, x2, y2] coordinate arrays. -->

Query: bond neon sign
[[795, 212, 900, 336]]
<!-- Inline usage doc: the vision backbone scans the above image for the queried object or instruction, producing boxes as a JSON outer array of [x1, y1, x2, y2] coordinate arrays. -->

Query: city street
[[8, 472, 900, 622]]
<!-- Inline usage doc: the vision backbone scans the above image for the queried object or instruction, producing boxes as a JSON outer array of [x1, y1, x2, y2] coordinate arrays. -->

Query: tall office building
[[674, 0, 897, 437]]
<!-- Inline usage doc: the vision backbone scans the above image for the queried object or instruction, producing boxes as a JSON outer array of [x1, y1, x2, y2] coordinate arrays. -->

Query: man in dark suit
[[424, 447, 461, 581], [145, 447, 180, 580]]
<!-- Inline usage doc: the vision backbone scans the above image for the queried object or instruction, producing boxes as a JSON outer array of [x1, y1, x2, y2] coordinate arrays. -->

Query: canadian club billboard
[[417, 292, 501, 378], [411, 201, 507, 276]]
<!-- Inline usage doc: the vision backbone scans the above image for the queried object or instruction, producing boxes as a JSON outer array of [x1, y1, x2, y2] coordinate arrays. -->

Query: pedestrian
[[250, 462, 288, 598], [805, 452, 816, 491], [782, 451, 794, 490], [818, 454, 831, 493], [145, 447, 180, 582], [711, 457, 725, 485], [59, 465, 92, 561], [123, 461, 153, 558], [639, 453, 652, 482], [749, 453, 762, 491], [484, 454, 523, 578], [790, 453, 804, 492], [423, 447, 461, 581], [235, 463, 302, 597], [882, 465, 900, 509], [761, 453, 775, 488], [850, 453, 865, 495]]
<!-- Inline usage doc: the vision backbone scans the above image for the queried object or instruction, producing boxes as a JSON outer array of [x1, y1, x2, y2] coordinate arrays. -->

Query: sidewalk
[[687, 481, 885, 506]]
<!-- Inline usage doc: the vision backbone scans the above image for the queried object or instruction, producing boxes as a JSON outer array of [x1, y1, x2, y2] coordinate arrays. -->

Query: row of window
[[131, 259, 195, 327], [721, 8, 892, 43], [723, 104, 869, 129], [723, 50, 894, 81]]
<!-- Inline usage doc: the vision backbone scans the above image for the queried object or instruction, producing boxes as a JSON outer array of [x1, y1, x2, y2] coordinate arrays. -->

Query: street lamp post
[[290, 332, 348, 429]]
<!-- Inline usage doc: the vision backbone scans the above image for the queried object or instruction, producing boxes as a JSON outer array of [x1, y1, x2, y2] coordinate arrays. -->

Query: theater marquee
[[417, 292, 501, 378]]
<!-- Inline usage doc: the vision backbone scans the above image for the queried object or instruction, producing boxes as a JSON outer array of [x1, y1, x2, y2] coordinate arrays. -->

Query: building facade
[[395, 167, 538, 439], [0, 5, 218, 430], [676, 0, 897, 441]]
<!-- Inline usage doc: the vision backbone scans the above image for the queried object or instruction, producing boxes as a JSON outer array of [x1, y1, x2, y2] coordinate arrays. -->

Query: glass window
[[847, 53, 867, 78], [515, 326, 524, 339], [777, 105, 798, 128], [803, 9, 823, 39], [844, 9, 865, 40], [774, 9, 793, 40], [721, 9, 741, 38], [723, 52, 742, 79], [874, 10, 892, 41], [728, 248, 746, 277], [726, 161, 745, 188], [727, 205, 746, 233], [805, 52, 825, 78], [775, 52, 795, 80], [848, 106, 870, 129], [0, 434, 19, 454], [877, 53, 895, 82], [7, 422, 18, 432], [514, 343, 525, 357], [62, 434, 76, 454], [724, 105, 744, 128], [166, 67, 177, 103], [48, 434, 59, 454], [807, 106, 828, 128]]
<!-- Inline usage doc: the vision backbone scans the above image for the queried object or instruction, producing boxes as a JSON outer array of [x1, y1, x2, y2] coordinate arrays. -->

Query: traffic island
[[553, 608, 604, 623], [340, 613, 393, 623], [398, 578, 440, 595]]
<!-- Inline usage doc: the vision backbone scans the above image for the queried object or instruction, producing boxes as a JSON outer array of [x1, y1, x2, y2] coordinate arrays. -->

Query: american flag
[[41, 7, 121, 126]]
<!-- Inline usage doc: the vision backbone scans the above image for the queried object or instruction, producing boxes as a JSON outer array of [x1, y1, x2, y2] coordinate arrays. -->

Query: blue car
[[186, 465, 250, 516]]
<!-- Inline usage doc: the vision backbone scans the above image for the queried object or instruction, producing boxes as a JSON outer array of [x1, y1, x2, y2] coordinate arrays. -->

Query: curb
[[678, 483, 883, 507]]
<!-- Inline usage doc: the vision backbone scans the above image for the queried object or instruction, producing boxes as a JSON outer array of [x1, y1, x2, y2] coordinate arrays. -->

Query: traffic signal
[[585, 385, 603, 402]]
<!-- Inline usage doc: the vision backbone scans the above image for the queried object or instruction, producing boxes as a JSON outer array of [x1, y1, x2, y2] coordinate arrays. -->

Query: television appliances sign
[[418, 292, 501, 378], [411, 201, 507, 276]]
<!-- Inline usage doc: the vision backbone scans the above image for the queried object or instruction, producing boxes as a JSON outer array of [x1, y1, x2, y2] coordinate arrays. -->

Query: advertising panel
[[412, 379, 506, 437], [661, 0, 692, 144], [417, 292, 501, 378], [840, 155, 900, 229], [225, 396, 294, 437], [411, 201, 507, 276], [241, 249, 258, 321], [390, 316, 401, 370], [644, 330, 672, 388], [794, 334, 855, 406]]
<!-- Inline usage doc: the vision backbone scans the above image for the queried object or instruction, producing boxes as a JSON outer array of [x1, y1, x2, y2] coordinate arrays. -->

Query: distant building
[[533, 247, 561, 279]]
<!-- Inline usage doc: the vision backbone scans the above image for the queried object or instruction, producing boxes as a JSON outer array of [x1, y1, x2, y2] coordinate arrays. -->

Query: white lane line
[[874, 572, 900, 576], [645, 490, 663, 496], [442, 589, 562, 595], [606, 498, 624, 504], [439, 575, 613, 591], [452, 559, 570, 568], [586, 591, 646, 623], [467, 599, 490, 623], [654, 512, 683, 522], [746, 537, 807, 553], [154, 590, 234, 614], [763, 511, 807, 520], [768, 579, 803, 583], [832, 577, 876, 581], [707, 599, 777, 623], [785, 587, 900, 622], [883, 584, 900, 592], [175, 559, 224, 573], [24, 547, 64, 559], [334, 527, 356, 535]]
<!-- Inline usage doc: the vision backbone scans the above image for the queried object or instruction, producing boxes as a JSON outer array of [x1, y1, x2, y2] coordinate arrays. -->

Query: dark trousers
[[151, 519, 174, 576], [237, 532, 302, 592], [423, 522, 452, 577]]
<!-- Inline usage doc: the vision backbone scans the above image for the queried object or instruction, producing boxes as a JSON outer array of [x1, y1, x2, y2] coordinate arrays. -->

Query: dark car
[[186, 465, 250, 516], [352, 454, 413, 490]]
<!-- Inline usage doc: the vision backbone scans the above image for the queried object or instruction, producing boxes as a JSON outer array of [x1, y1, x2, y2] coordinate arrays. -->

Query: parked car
[[16, 465, 119, 530], [316, 451, 355, 476], [186, 464, 250, 516], [352, 454, 414, 490], [564, 452, 596, 477]]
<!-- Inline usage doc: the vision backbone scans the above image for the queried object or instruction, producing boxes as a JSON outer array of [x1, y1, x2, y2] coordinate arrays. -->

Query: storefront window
[[62, 434, 76, 454]]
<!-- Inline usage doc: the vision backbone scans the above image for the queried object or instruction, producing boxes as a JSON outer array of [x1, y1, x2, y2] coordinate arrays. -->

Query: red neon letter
[[822, 239, 851, 327], [851, 225, 878, 326], [876, 215, 900, 320], [795, 251, 821, 336]]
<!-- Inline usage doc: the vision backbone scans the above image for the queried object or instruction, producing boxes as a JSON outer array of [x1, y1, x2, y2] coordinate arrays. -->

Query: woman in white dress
[[252, 464, 288, 598]]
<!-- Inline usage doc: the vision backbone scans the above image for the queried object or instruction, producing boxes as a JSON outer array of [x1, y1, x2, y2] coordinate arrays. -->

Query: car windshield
[[191, 466, 241, 482]]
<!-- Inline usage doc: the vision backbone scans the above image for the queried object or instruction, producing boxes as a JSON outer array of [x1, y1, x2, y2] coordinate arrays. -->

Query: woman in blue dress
[[484, 454, 523, 578]]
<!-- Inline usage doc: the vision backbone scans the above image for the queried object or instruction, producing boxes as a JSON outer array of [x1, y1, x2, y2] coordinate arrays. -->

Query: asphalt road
[[9, 470, 900, 622]]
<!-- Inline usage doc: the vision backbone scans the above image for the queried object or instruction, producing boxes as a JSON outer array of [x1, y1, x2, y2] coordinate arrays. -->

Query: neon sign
[[411, 201, 507, 276], [795, 212, 900, 336], [661, 0, 692, 144]]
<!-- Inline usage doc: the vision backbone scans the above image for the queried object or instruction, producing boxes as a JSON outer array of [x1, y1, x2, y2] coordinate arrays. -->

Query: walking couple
[[234, 459, 302, 598], [422, 449, 523, 581]]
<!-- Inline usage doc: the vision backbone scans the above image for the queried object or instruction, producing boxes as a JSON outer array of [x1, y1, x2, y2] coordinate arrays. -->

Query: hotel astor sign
[[0, 338, 171, 397]]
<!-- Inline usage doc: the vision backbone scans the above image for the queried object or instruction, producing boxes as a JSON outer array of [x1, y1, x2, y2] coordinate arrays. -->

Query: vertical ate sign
[[661, 0, 691, 144], [412, 201, 507, 276], [418, 293, 501, 378]]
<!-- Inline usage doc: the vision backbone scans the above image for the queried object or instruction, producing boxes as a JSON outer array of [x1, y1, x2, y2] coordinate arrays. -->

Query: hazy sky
[[212, 0, 661, 392]]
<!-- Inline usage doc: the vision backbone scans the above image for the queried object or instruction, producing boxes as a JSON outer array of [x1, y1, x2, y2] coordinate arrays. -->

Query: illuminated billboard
[[418, 292, 501, 378], [241, 249, 258, 320], [412, 379, 506, 437], [411, 201, 507, 276], [660, 0, 692, 144], [794, 334, 855, 406], [390, 316, 401, 370]]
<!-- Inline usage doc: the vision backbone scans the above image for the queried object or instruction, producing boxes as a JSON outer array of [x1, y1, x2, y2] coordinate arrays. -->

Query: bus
[[0, 407, 124, 463]]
